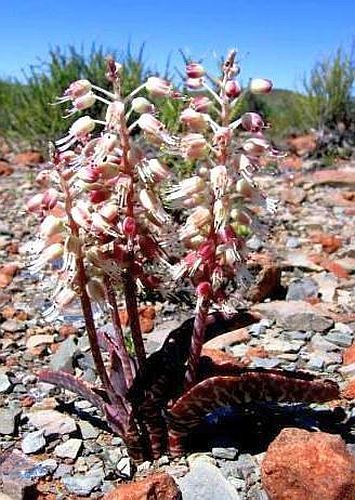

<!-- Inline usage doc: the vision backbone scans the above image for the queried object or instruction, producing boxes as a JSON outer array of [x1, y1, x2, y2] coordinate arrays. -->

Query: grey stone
[[235, 454, 257, 480], [0, 373, 12, 393], [62, 468, 104, 496], [307, 356, 325, 370], [21, 430, 46, 454], [251, 358, 281, 369], [323, 330, 353, 348], [178, 460, 241, 499], [286, 237, 300, 249], [264, 338, 304, 354], [212, 447, 238, 460], [286, 278, 318, 301], [55, 438, 82, 459], [0, 408, 21, 435], [280, 312, 333, 332], [0, 319, 25, 333], [339, 363, 355, 379], [49, 336, 78, 373], [78, 420, 99, 440], [27, 409, 77, 437], [283, 331, 311, 342], [53, 463, 73, 479], [247, 236, 263, 251], [157, 454, 170, 466], [311, 334, 339, 352], [116, 456, 134, 479]]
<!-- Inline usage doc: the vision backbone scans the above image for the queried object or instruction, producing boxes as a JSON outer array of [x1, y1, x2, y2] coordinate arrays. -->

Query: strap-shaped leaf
[[38, 369, 105, 410], [167, 372, 339, 456]]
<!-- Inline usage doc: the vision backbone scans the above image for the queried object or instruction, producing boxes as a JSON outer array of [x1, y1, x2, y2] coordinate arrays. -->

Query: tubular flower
[[180, 109, 208, 132], [139, 189, 170, 225], [166, 176, 206, 204], [56, 116, 96, 151], [180, 133, 208, 160], [249, 78, 273, 94], [137, 158, 172, 183], [145, 77, 172, 98]]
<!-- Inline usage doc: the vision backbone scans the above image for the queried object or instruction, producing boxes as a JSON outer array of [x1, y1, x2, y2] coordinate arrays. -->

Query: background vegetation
[[0, 44, 354, 153]]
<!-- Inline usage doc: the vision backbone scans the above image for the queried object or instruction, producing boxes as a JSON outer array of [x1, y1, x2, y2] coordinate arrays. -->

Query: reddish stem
[[104, 275, 134, 387], [184, 295, 211, 390], [123, 270, 146, 372]]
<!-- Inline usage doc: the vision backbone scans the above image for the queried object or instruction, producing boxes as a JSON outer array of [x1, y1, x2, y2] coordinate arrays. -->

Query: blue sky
[[2, 0, 354, 90]]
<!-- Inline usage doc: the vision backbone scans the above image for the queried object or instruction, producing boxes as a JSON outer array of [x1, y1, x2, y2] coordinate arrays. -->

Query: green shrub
[[301, 46, 355, 131], [0, 45, 155, 151]]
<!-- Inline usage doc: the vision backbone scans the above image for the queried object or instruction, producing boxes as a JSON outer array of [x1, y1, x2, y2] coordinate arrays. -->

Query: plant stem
[[104, 275, 134, 387], [59, 176, 111, 390], [123, 270, 146, 372], [118, 103, 147, 373], [184, 295, 211, 390]]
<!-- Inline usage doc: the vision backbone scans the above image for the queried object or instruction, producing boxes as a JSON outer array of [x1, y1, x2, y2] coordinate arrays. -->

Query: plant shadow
[[187, 403, 353, 455]]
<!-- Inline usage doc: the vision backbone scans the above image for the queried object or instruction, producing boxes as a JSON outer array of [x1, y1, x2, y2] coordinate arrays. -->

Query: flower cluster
[[27, 51, 342, 463]]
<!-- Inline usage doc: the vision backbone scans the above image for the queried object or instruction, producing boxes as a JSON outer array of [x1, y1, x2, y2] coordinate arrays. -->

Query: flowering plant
[[28, 51, 339, 461]]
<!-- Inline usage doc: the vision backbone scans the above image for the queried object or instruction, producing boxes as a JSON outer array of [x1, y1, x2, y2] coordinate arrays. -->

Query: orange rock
[[310, 232, 342, 254], [280, 187, 306, 205], [104, 472, 181, 500], [247, 265, 282, 303], [139, 317, 154, 334], [20, 395, 36, 408], [140, 305, 156, 320], [1, 305, 16, 319], [306, 169, 355, 186], [262, 428, 355, 500], [280, 155, 303, 170], [118, 309, 129, 327], [0, 161, 14, 176], [286, 134, 317, 156], [13, 151, 44, 166], [343, 343, 355, 366], [342, 380, 355, 400], [58, 324, 78, 338]]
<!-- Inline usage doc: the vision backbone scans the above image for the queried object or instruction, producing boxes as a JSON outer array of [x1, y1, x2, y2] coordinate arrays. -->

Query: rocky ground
[[0, 146, 354, 499]]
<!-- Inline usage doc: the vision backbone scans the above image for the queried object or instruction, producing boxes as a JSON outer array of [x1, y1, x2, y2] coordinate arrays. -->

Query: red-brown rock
[[0, 263, 19, 289], [342, 380, 355, 400], [301, 169, 355, 187], [286, 134, 317, 156], [310, 232, 342, 254], [0, 161, 14, 176], [104, 472, 181, 500], [247, 265, 282, 303], [262, 428, 355, 500], [343, 343, 355, 366], [12, 151, 44, 166]]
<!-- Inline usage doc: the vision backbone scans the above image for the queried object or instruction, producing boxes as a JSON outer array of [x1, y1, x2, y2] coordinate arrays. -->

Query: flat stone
[[0, 373, 12, 393], [252, 301, 333, 332], [49, 336, 78, 373], [286, 278, 319, 301], [55, 438, 82, 459], [311, 334, 340, 353], [27, 409, 77, 436], [79, 420, 100, 440], [212, 447, 238, 460], [307, 356, 325, 371], [204, 328, 250, 350], [26, 334, 54, 350], [1, 319, 25, 333], [339, 363, 355, 379], [63, 468, 104, 496], [324, 331, 353, 348], [116, 456, 135, 479], [178, 460, 241, 500], [21, 429, 46, 454], [263, 338, 304, 354], [0, 408, 22, 435], [251, 357, 281, 369], [0, 450, 37, 499]]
